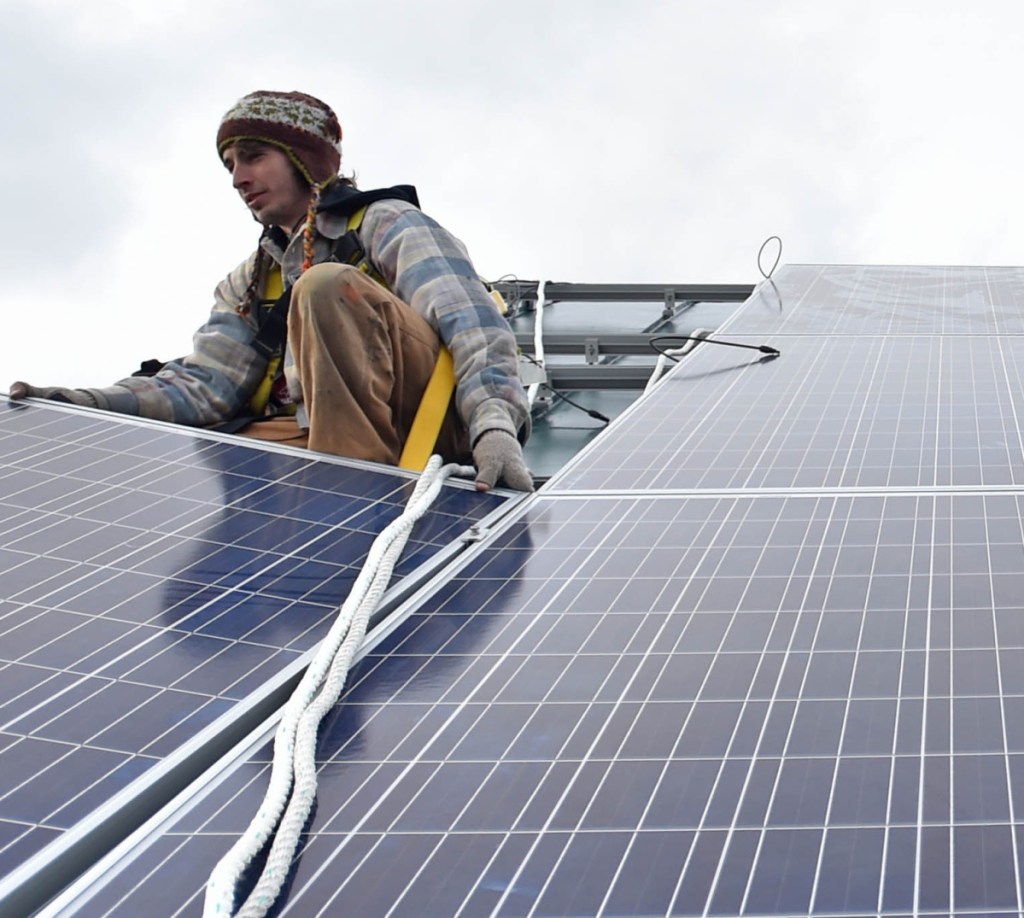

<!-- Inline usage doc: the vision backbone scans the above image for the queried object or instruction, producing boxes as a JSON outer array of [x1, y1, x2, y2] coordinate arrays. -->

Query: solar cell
[[0, 402, 510, 912]]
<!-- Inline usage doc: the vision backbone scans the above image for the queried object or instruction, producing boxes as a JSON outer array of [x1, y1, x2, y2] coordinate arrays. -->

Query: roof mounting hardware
[[662, 288, 675, 319], [516, 355, 547, 386], [584, 337, 600, 364], [461, 523, 488, 543]]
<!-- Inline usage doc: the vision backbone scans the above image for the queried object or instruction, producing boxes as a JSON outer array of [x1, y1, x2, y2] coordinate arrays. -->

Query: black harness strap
[[251, 286, 293, 360], [247, 184, 421, 360]]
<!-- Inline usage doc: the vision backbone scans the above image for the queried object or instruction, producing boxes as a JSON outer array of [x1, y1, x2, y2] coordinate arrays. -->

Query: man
[[10, 90, 533, 492]]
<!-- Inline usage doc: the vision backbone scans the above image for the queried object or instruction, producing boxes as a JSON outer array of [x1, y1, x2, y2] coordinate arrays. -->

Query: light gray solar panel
[[552, 334, 1024, 491], [725, 264, 1024, 336]]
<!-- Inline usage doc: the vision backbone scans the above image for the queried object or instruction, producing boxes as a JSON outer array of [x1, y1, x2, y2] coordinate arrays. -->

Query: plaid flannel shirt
[[87, 197, 529, 447]]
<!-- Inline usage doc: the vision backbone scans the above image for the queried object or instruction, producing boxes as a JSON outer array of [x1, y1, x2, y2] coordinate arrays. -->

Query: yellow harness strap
[[264, 264, 284, 300], [399, 345, 456, 471], [249, 264, 285, 415]]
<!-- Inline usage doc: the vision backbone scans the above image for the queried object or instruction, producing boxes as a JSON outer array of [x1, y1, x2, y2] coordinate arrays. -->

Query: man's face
[[222, 141, 312, 231]]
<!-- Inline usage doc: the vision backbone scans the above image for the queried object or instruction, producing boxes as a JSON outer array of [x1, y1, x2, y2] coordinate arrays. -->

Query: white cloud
[[4, 0, 1024, 386]]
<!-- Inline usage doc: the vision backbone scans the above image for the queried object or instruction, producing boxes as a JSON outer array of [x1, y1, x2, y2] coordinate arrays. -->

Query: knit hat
[[217, 91, 342, 187]]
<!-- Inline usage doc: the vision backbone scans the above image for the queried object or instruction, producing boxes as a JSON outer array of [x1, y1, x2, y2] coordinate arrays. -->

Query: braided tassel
[[301, 183, 323, 274]]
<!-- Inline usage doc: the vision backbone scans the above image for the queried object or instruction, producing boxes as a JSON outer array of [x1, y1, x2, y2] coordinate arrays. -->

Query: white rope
[[643, 328, 709, 393], [526, 278, 547, 409], [203, 457, 474, 917]]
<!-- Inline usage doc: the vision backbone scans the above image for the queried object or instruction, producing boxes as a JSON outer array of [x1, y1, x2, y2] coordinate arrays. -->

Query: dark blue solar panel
[[0, 401, 508, 901], [56, 491, 1024, 915]]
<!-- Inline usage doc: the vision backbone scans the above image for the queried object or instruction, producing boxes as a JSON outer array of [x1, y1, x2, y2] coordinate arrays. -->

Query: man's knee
[[292, 262, 358, 301], [291, 263, 387, 325]]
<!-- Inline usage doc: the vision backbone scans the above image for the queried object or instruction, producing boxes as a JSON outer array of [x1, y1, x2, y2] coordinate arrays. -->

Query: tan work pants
[[239, 263, 468, 464]]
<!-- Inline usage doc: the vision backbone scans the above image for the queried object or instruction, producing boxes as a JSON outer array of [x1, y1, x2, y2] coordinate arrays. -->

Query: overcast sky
[[4, 0, 1023, 386]]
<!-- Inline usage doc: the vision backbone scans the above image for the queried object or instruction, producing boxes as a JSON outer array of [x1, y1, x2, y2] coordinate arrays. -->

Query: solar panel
[[554, 337, 1024, 492], [0, 402, 511, 913], [724, 263, 1024, 336], [49, 491, 1024, 915], [21, 263, 1024, 917]]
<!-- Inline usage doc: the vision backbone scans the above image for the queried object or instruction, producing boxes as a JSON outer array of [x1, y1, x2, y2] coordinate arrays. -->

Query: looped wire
[[757, 235, 782, 280]]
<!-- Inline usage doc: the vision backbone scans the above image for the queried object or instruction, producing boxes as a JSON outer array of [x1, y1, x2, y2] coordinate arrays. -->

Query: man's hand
[[472, 429, 534, 492], [9, 382, 97, 407]]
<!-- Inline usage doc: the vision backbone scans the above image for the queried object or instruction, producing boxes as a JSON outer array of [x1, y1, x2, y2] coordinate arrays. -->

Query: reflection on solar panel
[[15, 263, 1024, 917], [0, 404, 511, 915]]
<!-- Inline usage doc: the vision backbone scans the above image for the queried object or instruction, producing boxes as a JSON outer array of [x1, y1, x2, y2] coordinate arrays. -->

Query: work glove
[[9, 381, 98, 407], [473, 429, 534, 492]]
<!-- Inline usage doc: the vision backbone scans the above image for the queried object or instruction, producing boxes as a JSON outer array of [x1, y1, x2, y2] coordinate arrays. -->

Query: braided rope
[[204, 457, 474, 916]]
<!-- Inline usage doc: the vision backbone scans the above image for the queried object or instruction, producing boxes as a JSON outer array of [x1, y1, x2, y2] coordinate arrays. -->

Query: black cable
[[649, 335, 780, 362], [545, 387, 611, 425], [520, 353, 610, 425]]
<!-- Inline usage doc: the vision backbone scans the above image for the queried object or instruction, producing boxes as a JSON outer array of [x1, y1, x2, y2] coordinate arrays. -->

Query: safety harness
[[245, 185, 459, 470]]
